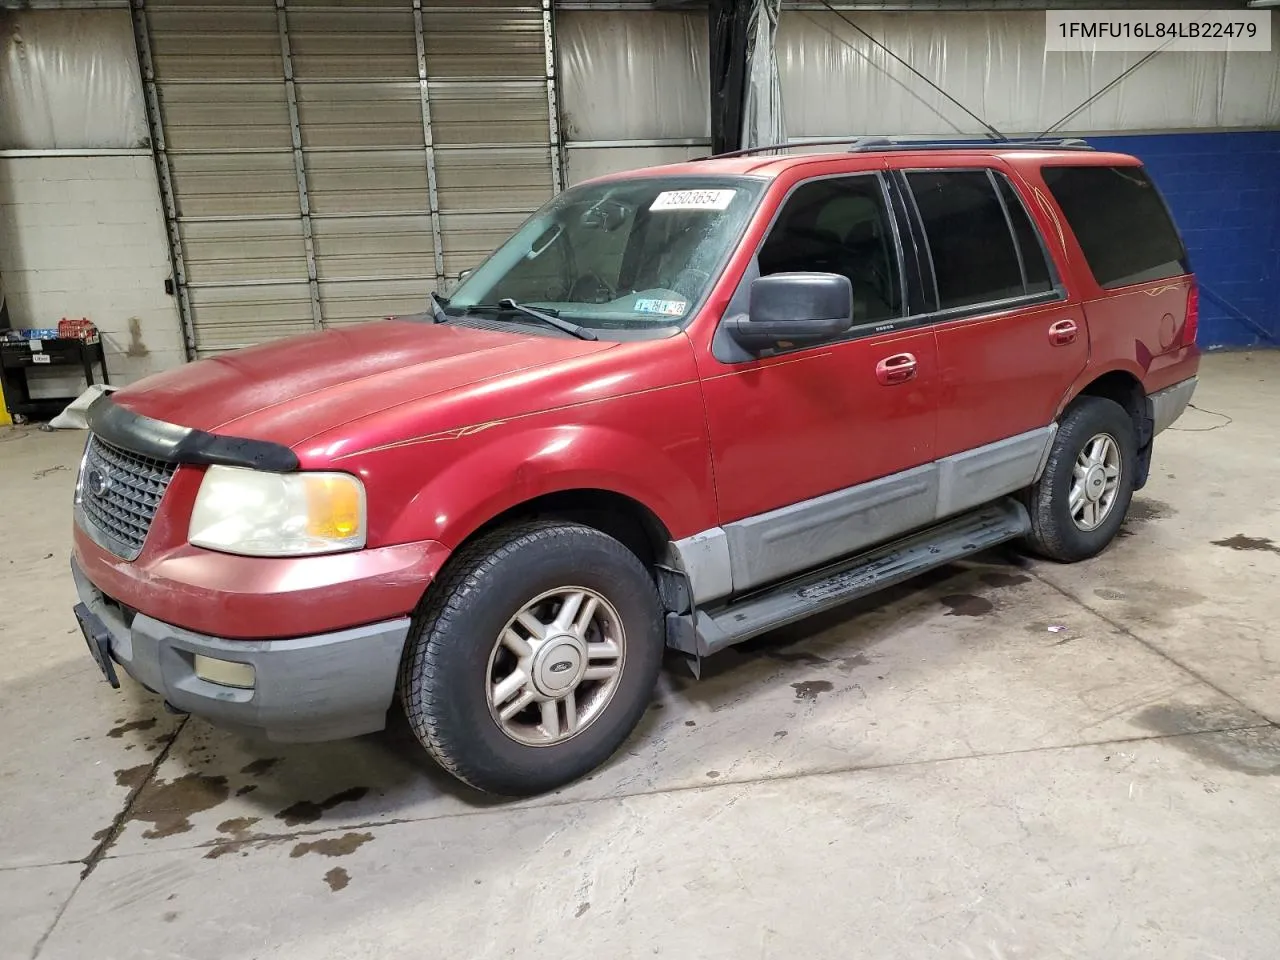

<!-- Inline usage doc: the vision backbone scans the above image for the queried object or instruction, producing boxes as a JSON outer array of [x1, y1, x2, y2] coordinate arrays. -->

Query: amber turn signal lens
[[304, 474, 365, 539]]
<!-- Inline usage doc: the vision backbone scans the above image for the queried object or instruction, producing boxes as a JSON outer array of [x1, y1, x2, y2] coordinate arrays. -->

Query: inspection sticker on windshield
[[634, 298, 687, 317], [649, 189, 736, 212]]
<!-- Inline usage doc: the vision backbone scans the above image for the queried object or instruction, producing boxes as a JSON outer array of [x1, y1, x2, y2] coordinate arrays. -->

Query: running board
[[668, 498, 1030, 658]]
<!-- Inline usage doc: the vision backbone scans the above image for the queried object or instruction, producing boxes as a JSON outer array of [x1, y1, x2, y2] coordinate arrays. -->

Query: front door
[[696, 172, 940, 592]]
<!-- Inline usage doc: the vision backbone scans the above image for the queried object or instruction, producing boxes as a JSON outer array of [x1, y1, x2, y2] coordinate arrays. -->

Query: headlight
[[188, 465, 366, 557]]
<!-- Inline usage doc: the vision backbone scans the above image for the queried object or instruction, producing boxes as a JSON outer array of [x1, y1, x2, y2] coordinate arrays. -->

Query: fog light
[[193, 654, 256, 689]]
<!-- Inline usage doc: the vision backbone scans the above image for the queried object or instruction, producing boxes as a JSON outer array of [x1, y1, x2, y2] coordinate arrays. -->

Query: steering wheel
[[670, 267, 711, 300]]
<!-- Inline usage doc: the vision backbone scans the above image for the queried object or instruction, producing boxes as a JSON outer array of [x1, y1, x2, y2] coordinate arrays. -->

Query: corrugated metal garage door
[[134, 0, 559, 357], [558, 11, 710, 186]]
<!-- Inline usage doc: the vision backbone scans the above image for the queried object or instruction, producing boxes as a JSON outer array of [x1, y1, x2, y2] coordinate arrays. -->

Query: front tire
[[399, 521, 664, 796], [1022, 396, 1137, 562]]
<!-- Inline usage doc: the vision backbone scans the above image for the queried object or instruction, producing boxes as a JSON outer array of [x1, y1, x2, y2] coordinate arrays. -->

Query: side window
[[906, 170, 1026, 311], [757, 175, 902, 323], [1041, 164, 1189, 289], [994, 173, 1055, 295]]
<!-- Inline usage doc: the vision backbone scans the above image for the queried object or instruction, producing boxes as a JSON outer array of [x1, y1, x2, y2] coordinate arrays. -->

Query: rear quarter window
[[1041, 164, 1190, 289]]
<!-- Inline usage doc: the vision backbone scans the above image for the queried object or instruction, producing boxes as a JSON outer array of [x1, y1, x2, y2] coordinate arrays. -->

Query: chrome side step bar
[[666, 498, 1030, 658]]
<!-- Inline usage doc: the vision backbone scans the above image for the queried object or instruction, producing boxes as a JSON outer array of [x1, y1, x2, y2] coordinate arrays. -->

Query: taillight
[[1183, 282, 1199, 347]]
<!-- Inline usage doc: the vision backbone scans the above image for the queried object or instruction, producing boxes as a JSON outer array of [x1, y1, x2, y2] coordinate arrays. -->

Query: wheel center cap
[[1085, 465, 1107, 500], [532, 636, 586, 696]]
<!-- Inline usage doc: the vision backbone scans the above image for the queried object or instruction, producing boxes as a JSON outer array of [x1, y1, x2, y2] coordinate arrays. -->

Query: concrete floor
[[3, 351, 1279, 960]]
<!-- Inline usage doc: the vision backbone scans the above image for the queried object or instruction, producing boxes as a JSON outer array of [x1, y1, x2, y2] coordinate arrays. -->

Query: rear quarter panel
[[1079, 281, 1199, 395], [1008, 154, 1201, 406]]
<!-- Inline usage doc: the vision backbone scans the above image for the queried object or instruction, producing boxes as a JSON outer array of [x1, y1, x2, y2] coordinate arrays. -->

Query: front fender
[[366, 384, 716, 549]]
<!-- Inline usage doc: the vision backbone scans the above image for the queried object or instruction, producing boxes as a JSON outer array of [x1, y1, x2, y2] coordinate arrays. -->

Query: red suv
[[71, 139, 1199, 795]]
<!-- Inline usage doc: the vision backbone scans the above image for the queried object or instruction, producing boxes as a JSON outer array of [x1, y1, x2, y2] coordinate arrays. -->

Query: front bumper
[[72, 558, 410, 742], [71, 516, 449, 640]]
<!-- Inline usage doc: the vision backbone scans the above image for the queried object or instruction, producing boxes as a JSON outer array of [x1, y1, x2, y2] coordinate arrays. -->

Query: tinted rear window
[[906, 170, 1025, 311], [1041, 165, 1189, 289]]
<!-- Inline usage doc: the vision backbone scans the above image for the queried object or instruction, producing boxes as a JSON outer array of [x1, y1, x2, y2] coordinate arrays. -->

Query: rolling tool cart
[[0, 320, 110, 423]]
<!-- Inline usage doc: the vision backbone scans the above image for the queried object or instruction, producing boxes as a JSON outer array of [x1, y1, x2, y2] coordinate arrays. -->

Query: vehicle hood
[[111, 319, 616, 447]]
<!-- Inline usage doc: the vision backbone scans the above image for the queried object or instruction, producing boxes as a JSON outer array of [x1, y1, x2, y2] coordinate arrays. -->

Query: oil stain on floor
[[1118, 497, 1178, 538], [205, 825, 372, 894], [940, 594, 994, 617], [290, 831, 374, 859], [204, 816, 266, 860], [324, 867, 350, 892], [767, 649, 871, 672], [790, 680, 833, 701], [216, 816, 260, 838], [275, 786, 370, 827], [1135, 703, 1279, 776], [1212, 534, 1280, 556], [1127, 497, 1177, 524], [768, 650, 830, 667], [106, 717, 159, 739], [128, 773, 231, 839], [240, 757, 282, 777]]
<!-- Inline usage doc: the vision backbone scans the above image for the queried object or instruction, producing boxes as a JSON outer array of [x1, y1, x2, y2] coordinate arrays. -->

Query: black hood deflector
[[86, 394, 299, 473]]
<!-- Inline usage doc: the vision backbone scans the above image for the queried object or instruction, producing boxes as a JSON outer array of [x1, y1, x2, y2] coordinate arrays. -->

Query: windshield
[[445, 176, 765, 329]]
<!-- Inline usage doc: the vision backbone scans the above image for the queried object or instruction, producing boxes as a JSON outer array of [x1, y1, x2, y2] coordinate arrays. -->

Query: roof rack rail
[[695, 135, 1094, 161]]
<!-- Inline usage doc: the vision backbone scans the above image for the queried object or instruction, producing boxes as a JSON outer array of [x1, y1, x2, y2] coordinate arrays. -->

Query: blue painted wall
[[1085, 131, 1280, 349]]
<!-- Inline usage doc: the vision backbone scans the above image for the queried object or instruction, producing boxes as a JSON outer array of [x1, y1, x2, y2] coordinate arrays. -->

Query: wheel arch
[[1060, 368, 1153, 490], [1072, 369, 1145, 424], [460, 487, 674, 570]]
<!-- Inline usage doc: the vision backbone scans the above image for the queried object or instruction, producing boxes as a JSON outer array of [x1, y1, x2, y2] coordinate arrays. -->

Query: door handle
[[1048, 318, 1079, 346], [875, 352, 917, 385]]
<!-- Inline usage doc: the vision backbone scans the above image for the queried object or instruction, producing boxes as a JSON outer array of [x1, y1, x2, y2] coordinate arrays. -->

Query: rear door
[[894, 161, 1088, 461]]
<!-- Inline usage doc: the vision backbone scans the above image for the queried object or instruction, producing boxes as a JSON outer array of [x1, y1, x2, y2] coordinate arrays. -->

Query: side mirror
[[726, 272, 854, 352]]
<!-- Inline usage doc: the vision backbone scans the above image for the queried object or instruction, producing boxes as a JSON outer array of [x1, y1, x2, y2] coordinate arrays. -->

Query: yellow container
[[0, 379, 10, 426]]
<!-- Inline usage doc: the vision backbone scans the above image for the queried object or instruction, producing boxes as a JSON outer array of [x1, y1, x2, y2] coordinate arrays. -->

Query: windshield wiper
[[429, 291, 450, 323], [465, 298, 598, 341]]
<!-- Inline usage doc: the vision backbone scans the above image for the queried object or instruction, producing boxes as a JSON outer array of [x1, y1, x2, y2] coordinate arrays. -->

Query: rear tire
[[399, 520, 664, 797], [1022, 396, 1137, 562]]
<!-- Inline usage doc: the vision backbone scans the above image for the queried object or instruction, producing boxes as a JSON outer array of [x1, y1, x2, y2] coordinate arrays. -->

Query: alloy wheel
[[1069, 432, 1122, 531], [485, 587, 626, 747]]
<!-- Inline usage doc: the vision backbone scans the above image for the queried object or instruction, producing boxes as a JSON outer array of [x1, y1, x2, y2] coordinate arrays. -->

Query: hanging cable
[[817, 0, 1006, 141], [1035, 43, 1172, 140]]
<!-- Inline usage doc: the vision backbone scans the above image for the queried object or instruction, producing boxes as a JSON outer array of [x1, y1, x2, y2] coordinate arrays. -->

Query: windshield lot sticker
[[649, 190, 736, 212], [634, 298, 687, 316]]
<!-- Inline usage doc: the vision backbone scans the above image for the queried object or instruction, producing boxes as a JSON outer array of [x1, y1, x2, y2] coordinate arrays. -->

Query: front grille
[[79, 435, 177, 560]]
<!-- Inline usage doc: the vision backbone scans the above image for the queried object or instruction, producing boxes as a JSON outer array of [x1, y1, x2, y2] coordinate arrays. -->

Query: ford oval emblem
[[86, 468, 109, 498], [549, 660, 573, 674]]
